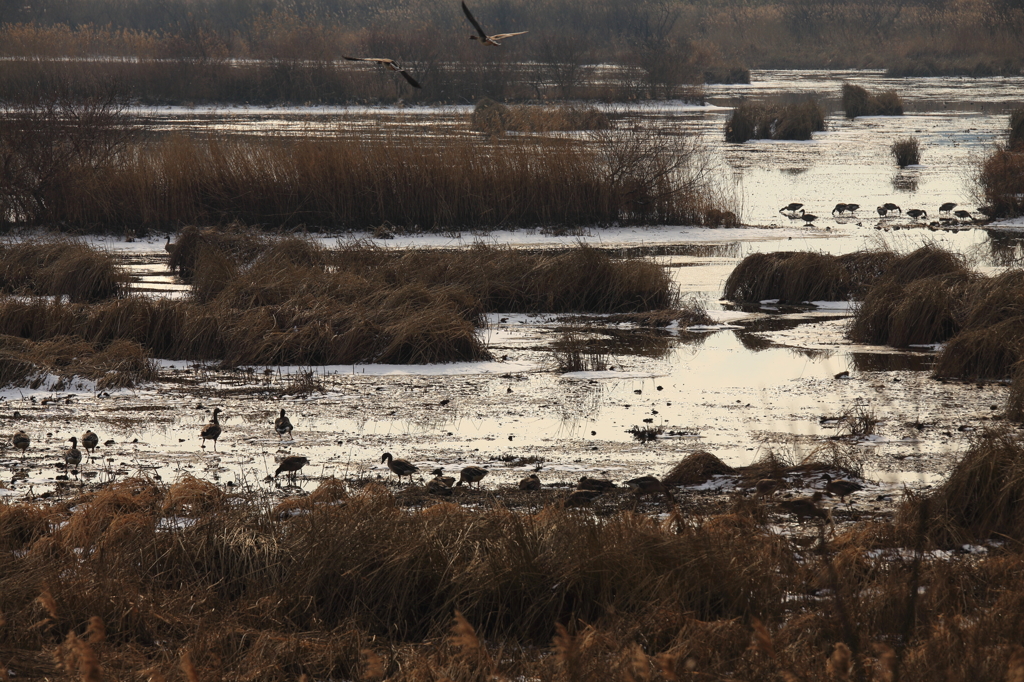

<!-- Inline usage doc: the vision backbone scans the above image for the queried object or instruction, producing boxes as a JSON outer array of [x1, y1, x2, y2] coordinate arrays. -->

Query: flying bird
[[461, 1, 528, 45], [342, 56, 422, 89]]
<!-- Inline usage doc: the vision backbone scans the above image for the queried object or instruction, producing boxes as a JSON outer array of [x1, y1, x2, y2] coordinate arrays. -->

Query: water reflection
[[850, 352, 934, 372]]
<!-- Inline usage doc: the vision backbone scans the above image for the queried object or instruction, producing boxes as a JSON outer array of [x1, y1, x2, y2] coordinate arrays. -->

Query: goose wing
[[398, 69, 422, 89], [461, 1, 489, 40], [489, 31, 528, 40]]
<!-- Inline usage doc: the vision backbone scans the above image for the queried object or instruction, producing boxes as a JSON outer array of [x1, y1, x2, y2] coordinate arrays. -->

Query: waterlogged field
[[1, 224, 1018, 529]]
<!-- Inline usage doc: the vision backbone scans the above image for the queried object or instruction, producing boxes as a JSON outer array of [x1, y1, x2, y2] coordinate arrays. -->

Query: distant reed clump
[[0, 240, 129, 302], [724, 99, 825, 143], [0, 335, 156, 389], [703, 66, 751, 84], [890, 137, 920, 167], [1010, 109, 1024, 151], [841, 83, 904, 118], [471, 98, 611, 135], [978, 147, 1024, 219], [722, 250, 896, 303], [0, 99, 727, 231]]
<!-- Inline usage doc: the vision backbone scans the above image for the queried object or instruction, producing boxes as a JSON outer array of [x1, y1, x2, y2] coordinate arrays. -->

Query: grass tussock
[[1009, 109, 1024, 151], [0, 335, 156, 390], [0, 240, 128, 302], [1, 99, 729, 231], [471, 98, 611, 135], [978, 146, 1024, 219], [891, 137, 921, 167], [662, 450, 736, 487], [1, 475, 1024, 679], [551, 328, 609, 373], [0, 236, 678, 369], [841, 83, 904, 119], [724, 99, 825, 143], [902, 430, 1024, 545], [723, 250, 897, 304]]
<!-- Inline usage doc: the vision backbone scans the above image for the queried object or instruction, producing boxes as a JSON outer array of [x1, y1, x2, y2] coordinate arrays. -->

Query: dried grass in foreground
[[3, 437, 1024, 680]]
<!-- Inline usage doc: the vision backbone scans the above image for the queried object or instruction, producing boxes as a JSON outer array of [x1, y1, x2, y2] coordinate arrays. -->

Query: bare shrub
[[891, 137, 920, 168]]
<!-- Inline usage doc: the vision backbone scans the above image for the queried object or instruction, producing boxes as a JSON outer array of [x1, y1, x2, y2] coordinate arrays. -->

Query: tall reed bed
[[0, 110, 729, 230], [0, 240, 129, 302], [842, 83, 904, 118], [3, 443, 1024, 680], [724, 99, 825, 143], [0, 236, 682, 370], [978, 111, 1024, 219]]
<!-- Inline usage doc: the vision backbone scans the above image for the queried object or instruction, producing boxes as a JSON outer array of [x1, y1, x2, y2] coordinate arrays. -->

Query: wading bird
[[275, 455, 308, 479], [754, 478, 783, 499], [342, 56, 422, 89], [200, 408, 222, 451], [906, 209, 927, 220], [63, 437, 82, 468], [428, 474, 454, 496], [883, 202, 902, 215], [832, 203, 849, 215], [801, 213, 818, 224], [519, 473, 541, 490], [876, 206, 887, 217], [431, 468, 456, 487], [954, 209, 974, 221], [779, 491, 830, 521], [457, 465, 488, 488], [779, 203, 804, 216], [845, 203, 860, 213], [12, 430, 29, 457], [821, 473, 863, 504], [624, 475, 675, 507], [462, 1, 528, 45], [939, 202, 957, 214], [578, 475, 616, 491], [382, 452, 419, 483], [274, 409, 294, 440], [80, 430, 99, 456]]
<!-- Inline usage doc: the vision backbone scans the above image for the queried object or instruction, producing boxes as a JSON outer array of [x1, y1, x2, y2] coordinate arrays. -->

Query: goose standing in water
[[274, 409, 294, 440], [382, 452, 419, 484], [832, 203, 849, 216], [275, 456, 309, 480], [821, 474, 864, 504], [457, 465, 488, 488], [81, 430, 99, 456], [12, 430, 30, 458], [63, 437, 83, 468], [906, 209, 927, 220], [462, 2, 528, 45], [779, 203, 804, 216], [200, 408, 223, 451], [342, 56, 422, 88], [939, 202, 957, 214]]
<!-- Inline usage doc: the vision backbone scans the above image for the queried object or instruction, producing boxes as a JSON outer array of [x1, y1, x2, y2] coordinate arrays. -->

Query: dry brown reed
[[0, 240, 128, 302], [979, 147, 1024, 219], [891, 137, 921, 167], [3, 477, 1024, 679], [2, 108, 727, 230], [723, 250, 896, 304], [724, 99, 825, 143], [842, 83, 904, 119], [471, 98, 611, 135], [0, 334, 157, 390], [662, 451, 735, 487], [1010, 109, 1024, 151]]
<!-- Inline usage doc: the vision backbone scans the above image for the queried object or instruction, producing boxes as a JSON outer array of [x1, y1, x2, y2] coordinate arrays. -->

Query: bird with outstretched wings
[[342, 56, 422, 88], [461, 2, 528, 45]]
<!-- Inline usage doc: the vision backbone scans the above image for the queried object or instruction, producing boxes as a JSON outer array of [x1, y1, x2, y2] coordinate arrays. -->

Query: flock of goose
[[780, 201, 990, 226], [342, 2, 527, 89]]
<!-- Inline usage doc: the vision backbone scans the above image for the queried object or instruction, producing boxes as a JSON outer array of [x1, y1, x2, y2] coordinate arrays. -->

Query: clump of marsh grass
[[1009, 108, 1024, 151], [662, 450, 735, 487], [0, 239, 129, 301], [471, 98, 610, 134], [552, 328, 609, 373], [0, 334, 157, 389], [842, 83, 904, 118], [725, 99, 825, 143], [891, 137, 920, 167], [979, 146, 1024, 219], [723, 250, 896, 304]]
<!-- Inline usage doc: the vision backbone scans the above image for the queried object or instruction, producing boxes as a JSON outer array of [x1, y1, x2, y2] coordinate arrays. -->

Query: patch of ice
[[807, 300, 854, 311]]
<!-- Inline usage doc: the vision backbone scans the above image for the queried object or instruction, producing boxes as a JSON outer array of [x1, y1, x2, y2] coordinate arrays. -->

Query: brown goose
[[12, 430, 30, 457], [342, 56, 422, 88], [563, 488, 602, 507], [456, 466, 488, 488], [519, 473, 541, 490], [382, 452, 418, 483], [63, 437, 83, 468], [754, 478, 783, 499], [578, 476, 616, 491], [200, 408, 222, 451], [625, 475, 675, 505], [431, 468, 456, 487], [427, 471, 454, 496], [462, 1, 528, 45], [779, 491, 829, 521], [821, 474, 864, 503], [274, 409, 294, 440], [275, 455, 308, 479], [81, 430, 99, 456]]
